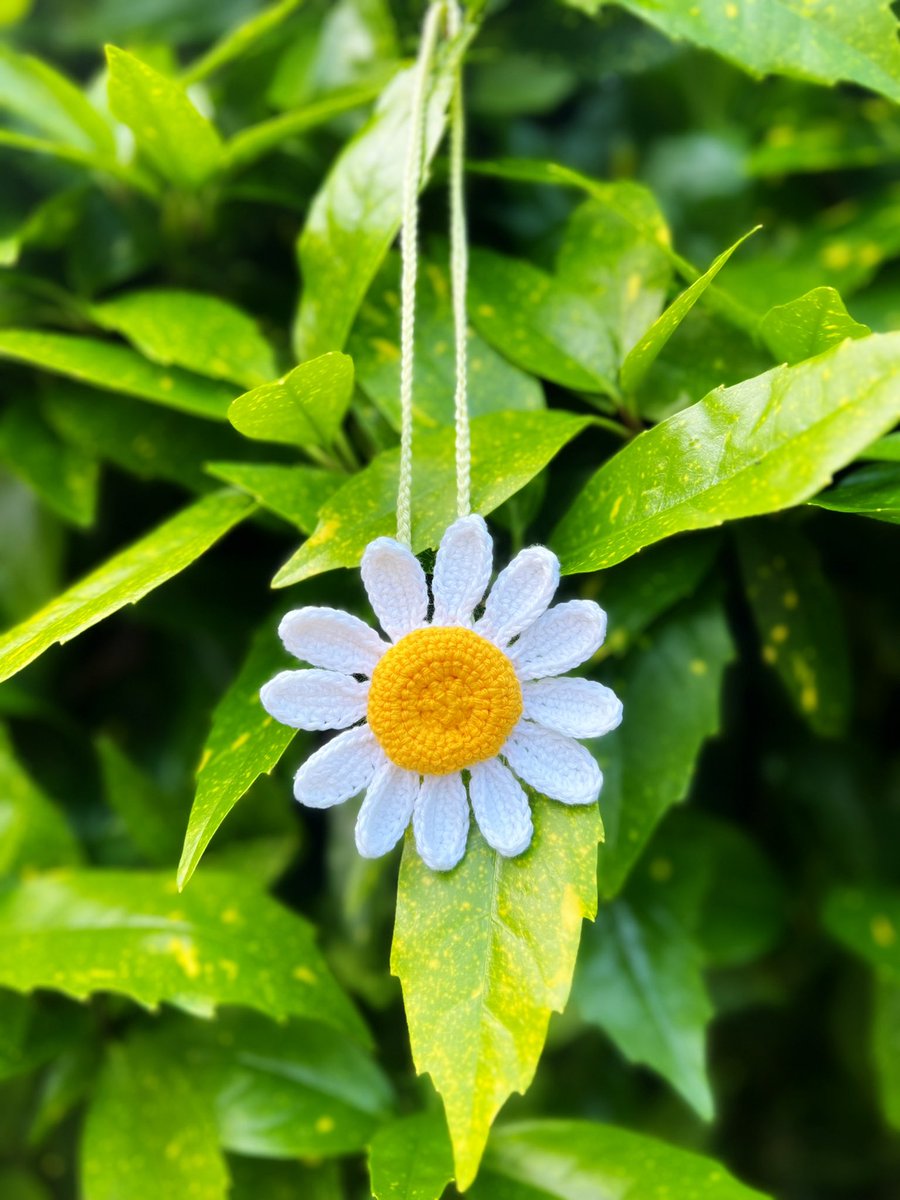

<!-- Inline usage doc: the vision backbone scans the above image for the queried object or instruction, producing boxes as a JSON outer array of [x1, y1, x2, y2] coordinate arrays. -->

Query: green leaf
[[580, 0, 900, 103], [468, 247, 617, 393], [0, 330, 237, 420], [594, 593, 736, 899], [575, 810, 783, 1117], [0, 127, 154, 192], [619, 227, 758, 397], [177, 623, 298, 890], [873, 974, 900, 1130], [174, 1009, 393, 1157], [823, 886, 900, 979], [348, 253, 544, 429], [471, 1120, 770, 1199], [224, 78, 389, 171], [106, 46, 224, 189], [42, 385, 254, 493], [736, 521, 851, 736], [369, 1112, 454, 1200], [228, 352, 354, 448], [91, 289, 277, 388], [0, 401, 99, 528], [97, 737, 184, 866], [552, 333, 900, 574], [275, 410, 592, 586], [0, 489, 254, 685], [0, 869, 367, 1032], [860, 432, 900, 462], [0, 474, 63, 627], [595, 535, 719, 658], [555, 190, 673, 359], [759, 287, 870, 364], [207, 462, 343, 533], [0, 724, 81, 876], [181, 0, 307, 86], [809, 462, 900, 525], [0, 44, 115, 153], [81, 1031, 229, 1200], [392, 800, 602, 1191], [292, 36, 470, 358], [575, 896, 714, 1119]]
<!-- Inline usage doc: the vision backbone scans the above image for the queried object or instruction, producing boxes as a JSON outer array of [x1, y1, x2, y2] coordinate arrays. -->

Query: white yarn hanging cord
[[396, 0, 471, 546]]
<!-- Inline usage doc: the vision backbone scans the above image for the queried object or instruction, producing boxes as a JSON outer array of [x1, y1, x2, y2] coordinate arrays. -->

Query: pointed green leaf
[[207, 462, 343, 533], [0, 330, 237, 420], [224, 79, 388, 171], [275, 410, 592, 586], [0, 723, 80, 876], [392, 801, 602, 1191], [620, 227, 758, 397], [43, 386, 253, 493], [736, 522, 851, 736], [0, 869, 367, 1033], [172, 1010, 393, 1157], [472, 1120, 771, 1199], [348, 254, 543, 429], [292, 34, 471, 358], [810, 462, 900, 524], [575, 898, 714, 1119], [369, 1112, 454, 1200], [594, 593, 735, 899], [0, 489, 254, 684], [0, 44, 114, 153], [181, 0, 307, 86], [555, 190, 673, 359], [0, 401, 99, 528], [759, 286, 870, 363], [228, 352, 354, 448], [91, 289, 277, 388], [468, 247, 617, 393], [0, 128, 154, 191], [577, 0, 900, 103], [177, 624, 298, 890], [552, 333, 900, 574], [81, 1031, 229, 1200], [97, 737, 184, 866], [106, 46, 224, 189]]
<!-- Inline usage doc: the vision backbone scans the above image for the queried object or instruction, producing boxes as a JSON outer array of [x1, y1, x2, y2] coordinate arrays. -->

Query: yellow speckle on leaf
[[198, 747, 213, 772], [478, 304, 495, 318], [169, 937, 201, 979], [315, 1116, 335, 1134], [763, 645, 777, 664], [689, 659, 708, 675], [800, 684, 818, 713], [609, 496, 623, 521], [159, 375, 174, 391], [725, 1, 739, 16], [230, 731, 250, 751], [771, 624, 789, 644], [649, 857, 673, 883], [871, 915, 896, 948], [221, 907, 241, 925], [293, 965, 317, 984], [821, 242, 852, 270], [783, 590, 799, 609]]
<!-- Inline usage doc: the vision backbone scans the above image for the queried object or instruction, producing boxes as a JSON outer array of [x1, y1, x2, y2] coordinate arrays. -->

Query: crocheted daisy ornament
[[261, 515, 622, 871]]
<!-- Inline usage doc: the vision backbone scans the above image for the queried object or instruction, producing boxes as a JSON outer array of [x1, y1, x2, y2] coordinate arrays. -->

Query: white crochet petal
[[431, 514, 493, 627], [355, 762, 418, 858], [294, 725, 384, 809], [468, 758, 533, 858], [413, 773, 470, 872], [361, 537, 429, 642], [475, 546, 560, 648], [260, 669, 369, 730], [509, 599, 607, 680], [278, 606, 387, 676], [522, 677, 623, 739], [502, 721, 602, 806]]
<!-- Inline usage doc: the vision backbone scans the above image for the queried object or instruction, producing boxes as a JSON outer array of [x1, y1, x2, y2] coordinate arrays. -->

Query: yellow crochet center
[[367, 626, 523, 776]]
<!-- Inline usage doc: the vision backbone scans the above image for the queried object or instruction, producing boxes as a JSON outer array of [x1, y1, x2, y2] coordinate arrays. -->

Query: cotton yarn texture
[[260, 515, 622, 871]]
